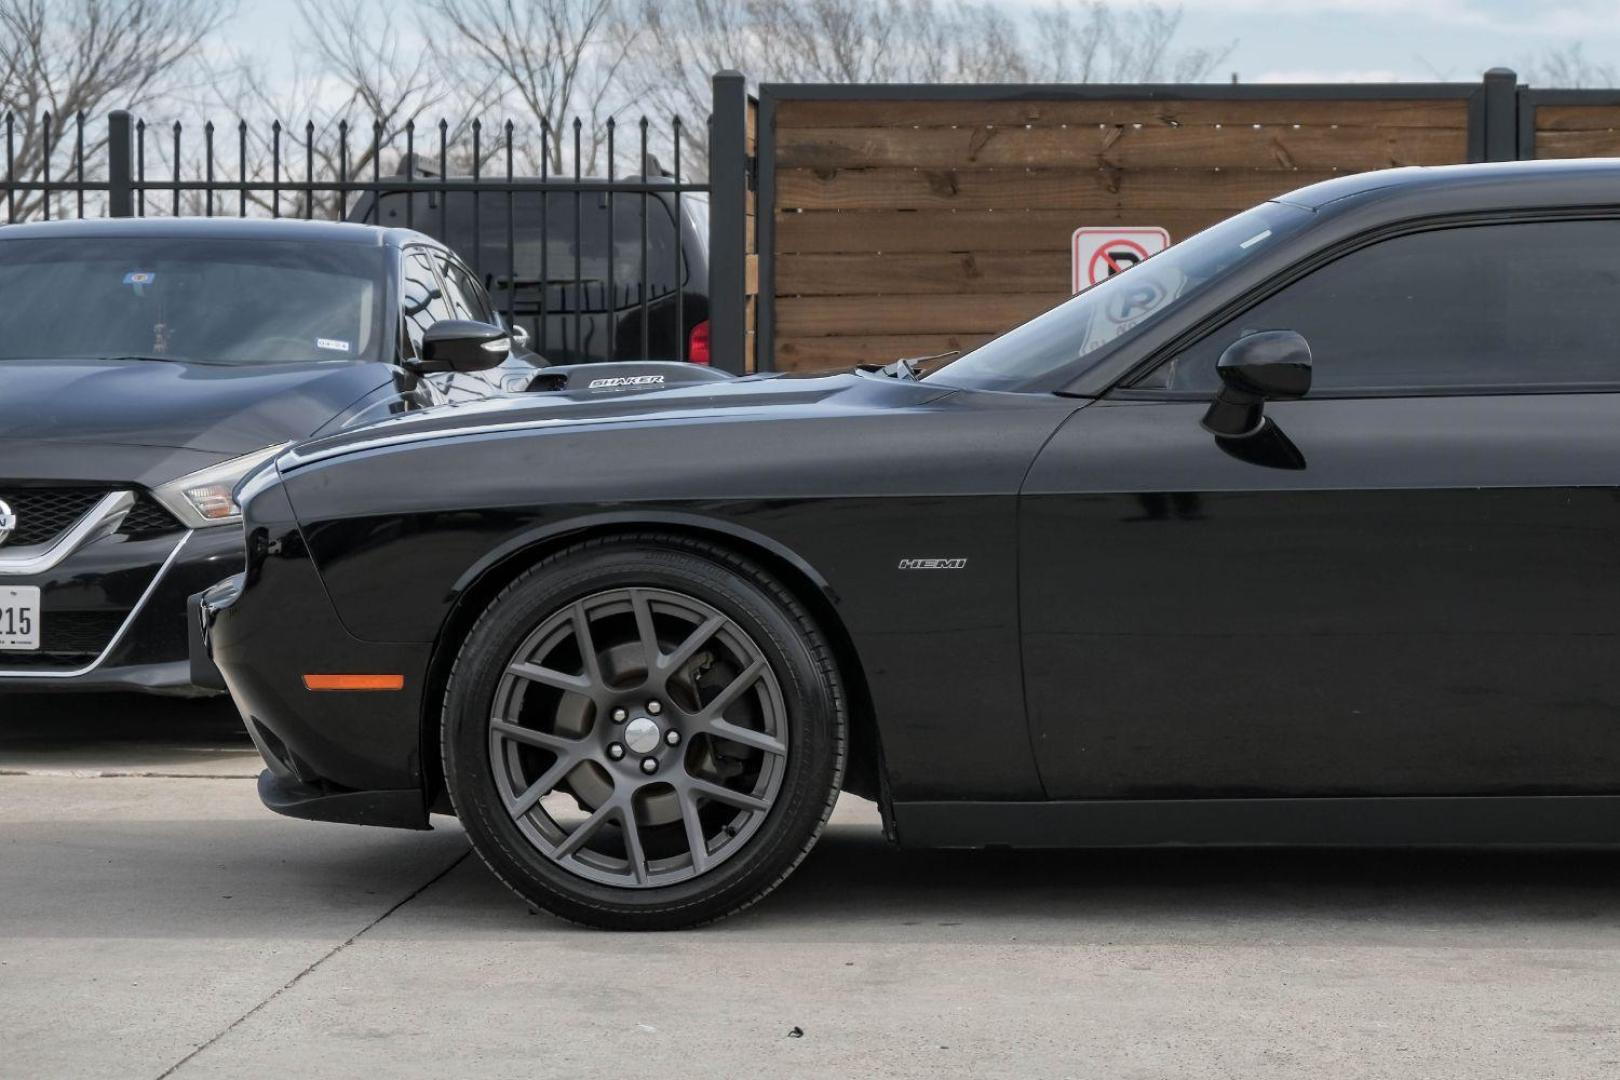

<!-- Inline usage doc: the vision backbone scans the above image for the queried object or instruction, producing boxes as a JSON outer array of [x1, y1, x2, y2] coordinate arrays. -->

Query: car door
[[1020, 215, 1620, 800]]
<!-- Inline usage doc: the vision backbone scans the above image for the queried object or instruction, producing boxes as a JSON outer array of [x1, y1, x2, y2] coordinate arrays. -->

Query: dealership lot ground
[[3, 697, 1619, 1079]]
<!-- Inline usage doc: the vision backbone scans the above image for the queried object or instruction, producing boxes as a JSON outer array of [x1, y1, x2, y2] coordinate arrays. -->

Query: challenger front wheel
[[441, 535, 846, 930]]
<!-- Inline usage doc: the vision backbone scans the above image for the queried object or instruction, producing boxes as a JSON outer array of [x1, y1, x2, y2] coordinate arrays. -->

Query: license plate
[[0, 586, 40, 650]]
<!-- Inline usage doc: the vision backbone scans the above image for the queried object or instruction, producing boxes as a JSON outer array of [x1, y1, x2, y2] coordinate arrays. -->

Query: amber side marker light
[[303, 674, 405, 692]]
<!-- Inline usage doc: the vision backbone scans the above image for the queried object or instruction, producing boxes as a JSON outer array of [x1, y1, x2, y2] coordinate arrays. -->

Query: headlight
[[152, 443, 292, 528]]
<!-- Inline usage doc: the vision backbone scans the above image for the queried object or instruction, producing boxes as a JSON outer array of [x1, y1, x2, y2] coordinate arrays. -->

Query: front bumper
[[198, 478, 433, 828], [255, 768, 431, 829], [0, 524, 243, 695]]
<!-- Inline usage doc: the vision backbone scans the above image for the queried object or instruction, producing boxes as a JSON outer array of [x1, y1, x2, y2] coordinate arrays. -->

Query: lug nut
[[665, 730, 681, 747], [611, 707, 627, 723], [640, 757, 658, 774], [647, 701, 662, 715], [607, 743, 625, 760]]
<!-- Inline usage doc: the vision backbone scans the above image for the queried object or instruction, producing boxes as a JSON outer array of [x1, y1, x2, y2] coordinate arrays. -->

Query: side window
[[1154, 220, 1620, 394], [439, 256, 496, 323], [400, 249, 455, 356]]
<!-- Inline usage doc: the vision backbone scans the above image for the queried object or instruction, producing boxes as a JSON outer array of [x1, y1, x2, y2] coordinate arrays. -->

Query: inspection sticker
[[316, 338, 351, 352]]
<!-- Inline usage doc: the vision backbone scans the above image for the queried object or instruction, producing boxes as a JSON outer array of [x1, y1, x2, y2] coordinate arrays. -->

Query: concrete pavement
[[5, 694, 1620, 1078]]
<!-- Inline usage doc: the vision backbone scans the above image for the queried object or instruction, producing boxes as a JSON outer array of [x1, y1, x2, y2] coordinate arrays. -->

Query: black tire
[[441, 534, 847, 930]]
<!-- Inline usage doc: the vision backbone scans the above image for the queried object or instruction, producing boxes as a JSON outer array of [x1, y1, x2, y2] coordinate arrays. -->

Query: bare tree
[[177, 0, 501, 219], [617, 0, 758, 175], [0, 0, 230, 218], [1030, 2, 1230, 83], [624, 0, 1227, 172], [423, 0, 637, 176], [1522, 43, 1619, 89]]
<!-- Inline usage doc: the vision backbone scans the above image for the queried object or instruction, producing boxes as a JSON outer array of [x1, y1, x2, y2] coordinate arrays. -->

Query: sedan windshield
[[927, 201, 1314, 391], [0, 237, 388, 365]]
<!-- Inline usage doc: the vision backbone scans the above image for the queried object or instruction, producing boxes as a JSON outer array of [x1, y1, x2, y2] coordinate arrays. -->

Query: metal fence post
[[107, 110, 134, 217], [1482, 68, 1519, 162], [708, 70, 749, 375]]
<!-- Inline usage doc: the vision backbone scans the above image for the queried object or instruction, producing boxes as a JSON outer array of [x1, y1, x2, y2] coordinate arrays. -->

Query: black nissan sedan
[[204, 158, 1620, 929], [0, 217, 538, 695]]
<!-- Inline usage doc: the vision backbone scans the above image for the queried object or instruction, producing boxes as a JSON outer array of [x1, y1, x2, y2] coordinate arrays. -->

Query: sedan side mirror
[[407, 319, 511, 374], [1201, 330, 1312, 438]]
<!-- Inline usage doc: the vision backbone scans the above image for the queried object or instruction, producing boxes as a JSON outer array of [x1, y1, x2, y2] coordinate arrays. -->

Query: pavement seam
[[152, 847, 472, 1080]]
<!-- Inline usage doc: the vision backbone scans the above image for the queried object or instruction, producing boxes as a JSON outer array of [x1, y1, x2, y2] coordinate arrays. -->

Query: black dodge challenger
[[204, 159, 1620, 929]]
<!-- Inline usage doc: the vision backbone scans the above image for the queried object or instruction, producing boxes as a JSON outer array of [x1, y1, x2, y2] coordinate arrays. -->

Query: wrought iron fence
[[0, 72, 755, 372]]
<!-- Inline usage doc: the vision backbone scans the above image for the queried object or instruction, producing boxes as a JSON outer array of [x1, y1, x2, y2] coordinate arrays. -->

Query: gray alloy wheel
[[489, 587, 790, 888], [441, 535, 846, 930]]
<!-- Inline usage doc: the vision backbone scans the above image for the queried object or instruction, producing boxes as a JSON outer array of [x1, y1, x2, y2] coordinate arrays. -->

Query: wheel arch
[[418, 513, 886, 825]]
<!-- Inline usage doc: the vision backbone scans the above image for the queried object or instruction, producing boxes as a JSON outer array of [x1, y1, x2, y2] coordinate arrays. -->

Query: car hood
[[284, 371, 956, 468], [0, 358, 394, 462]]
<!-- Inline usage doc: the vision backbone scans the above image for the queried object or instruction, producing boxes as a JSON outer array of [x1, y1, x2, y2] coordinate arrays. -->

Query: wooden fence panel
[[1533, 105, 1620, 157], [765, 93, 1474, 372]]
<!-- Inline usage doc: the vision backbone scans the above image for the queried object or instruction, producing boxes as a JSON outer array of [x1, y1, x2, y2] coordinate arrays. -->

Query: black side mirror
[[407, 319, 510, 374], [1201, 330, 1312, 438]]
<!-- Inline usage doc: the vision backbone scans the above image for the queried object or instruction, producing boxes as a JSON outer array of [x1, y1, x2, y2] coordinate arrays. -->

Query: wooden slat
[[776, 292, 1064, 337], [775, 208, 1228, 253], [777, 98, 1471, 131], [778, 251, 1071, 296], [1533, 105, 1620, 131], [1535, 129, 1620, 157], [745, 252, 759, 296], [775, 333, 997, 372], [777, 166, 1338, 212], [778, 125, 1464, 171]]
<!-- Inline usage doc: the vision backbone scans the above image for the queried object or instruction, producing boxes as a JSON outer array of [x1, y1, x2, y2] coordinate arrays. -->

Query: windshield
[[926, 201, 1313, 391], [0, 237, 388, 365]]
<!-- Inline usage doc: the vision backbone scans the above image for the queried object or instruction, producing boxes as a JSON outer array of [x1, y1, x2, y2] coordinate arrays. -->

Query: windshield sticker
[[1081, 267, 1187, 354], [316, 338, 352, 353], [122, 271, 155, 294]]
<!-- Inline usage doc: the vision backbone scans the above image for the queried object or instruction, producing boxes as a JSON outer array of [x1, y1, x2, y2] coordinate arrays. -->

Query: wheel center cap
[[623, 716, 662, 755]]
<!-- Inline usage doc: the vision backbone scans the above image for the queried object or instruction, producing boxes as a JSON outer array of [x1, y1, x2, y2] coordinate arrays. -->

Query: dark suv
[[350, 178, 711, 367]]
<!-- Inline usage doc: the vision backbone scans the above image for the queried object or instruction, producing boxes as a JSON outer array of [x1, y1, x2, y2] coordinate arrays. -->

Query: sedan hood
[[0, 358, 393, 458]]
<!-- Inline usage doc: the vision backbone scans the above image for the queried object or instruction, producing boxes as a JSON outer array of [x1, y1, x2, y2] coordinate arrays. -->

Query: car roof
[[0, 215, 443, 249], [1279, 157, 1620, 216]]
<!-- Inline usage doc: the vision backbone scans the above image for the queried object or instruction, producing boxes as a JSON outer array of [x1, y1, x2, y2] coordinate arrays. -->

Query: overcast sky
[[224, 0, 1620, 86]]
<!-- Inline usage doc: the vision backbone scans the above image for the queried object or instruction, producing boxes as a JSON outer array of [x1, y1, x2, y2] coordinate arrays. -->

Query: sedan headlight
[[152, 443, 292, 528]]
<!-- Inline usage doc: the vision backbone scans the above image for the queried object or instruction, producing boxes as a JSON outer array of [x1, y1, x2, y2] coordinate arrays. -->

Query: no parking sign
[[1071, 227, 1171, 294]]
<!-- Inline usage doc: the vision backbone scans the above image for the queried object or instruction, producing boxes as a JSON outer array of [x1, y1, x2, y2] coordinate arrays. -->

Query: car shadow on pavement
[[8, 698, 1618, 943], [1, 692, 246, 749], [751, 819, 1620, 938], [417, 806, 1620, 942]]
